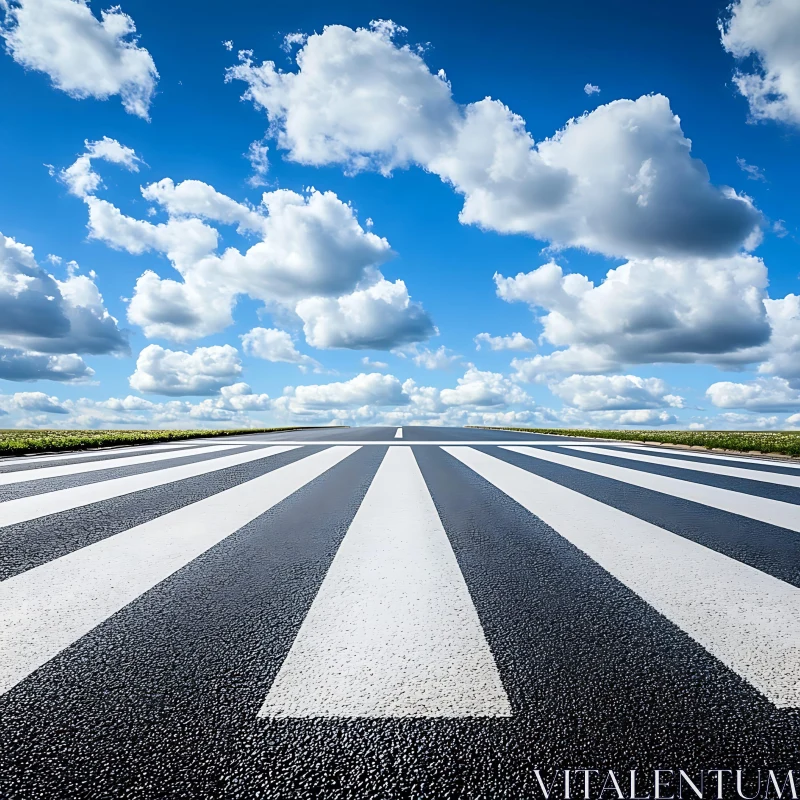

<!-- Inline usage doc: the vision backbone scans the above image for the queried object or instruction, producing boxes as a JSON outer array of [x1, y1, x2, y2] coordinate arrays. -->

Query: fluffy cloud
[[411, 345, 461, 370], [601, 409, 679, 426], [296, 278, 434, 350], [126, 269, 232, 342], [12, 388, 275, 430], [474, 332, 535, 352], [549, 374, 684, 411], [5, 391, 68, 413], [0, 232, 126, 381], [140, 178, 264, 233], [498, 256, 771, 375], [721, 0, 800, 125], [273, 364, 529, 423], [61, 140, 434, 349], [59, 136, 141, 198], [240, 327, 321, 371], [129, 344, 242, 396], [0, 348, 93, 381], [756, 294, 800, 386], [706, 377, 800, 411], [0, 0, 158, 118], [439, 366, 528, 407], [246, 138, 270, 187], [0, 235, 128, 356], [276, 372, 409, 415], [228, 21, 761, 259]]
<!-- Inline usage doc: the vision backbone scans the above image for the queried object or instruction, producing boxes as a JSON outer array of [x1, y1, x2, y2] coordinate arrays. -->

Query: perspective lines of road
[[1, 426, 799, 798]]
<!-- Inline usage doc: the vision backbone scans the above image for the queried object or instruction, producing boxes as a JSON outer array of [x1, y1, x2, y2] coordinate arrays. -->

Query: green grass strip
[[0, 427, 341, 458], [467, 427, 800, 458]]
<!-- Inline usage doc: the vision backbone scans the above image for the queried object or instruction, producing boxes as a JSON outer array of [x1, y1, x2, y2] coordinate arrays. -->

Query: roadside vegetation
[[0, 428, 321, 458], [469, 427, 800, 458]]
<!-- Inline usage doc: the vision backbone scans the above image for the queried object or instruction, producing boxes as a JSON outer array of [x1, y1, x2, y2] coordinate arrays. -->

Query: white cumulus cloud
[[474, 332, 535, 352], [549, 374, 684, 411], [721, 0, 800, 125], [439, 366, 528, 407], [411, 345, 461, 370], [0, 231, 126, 381], [129, 344, 243, 396], [756, 294, 800, 386], [276, 372, 408, 414], [59, 136, 141, 198], [59, 140, 434, 349], [706, 376, 800, 411], [498, 255, 771, 375], [240, 327, 321, 371], [227, 21, 761, 260], [296, 278, 434, 350], [4, 391, 68, 413], [0, 0, 158, 118]]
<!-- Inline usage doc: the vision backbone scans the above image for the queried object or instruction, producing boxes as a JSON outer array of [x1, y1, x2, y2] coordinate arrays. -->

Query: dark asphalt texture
[[0, 427, 798, 799]]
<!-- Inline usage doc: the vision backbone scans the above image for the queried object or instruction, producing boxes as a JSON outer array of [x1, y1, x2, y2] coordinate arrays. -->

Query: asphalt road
[[0, 426, 798, 799]]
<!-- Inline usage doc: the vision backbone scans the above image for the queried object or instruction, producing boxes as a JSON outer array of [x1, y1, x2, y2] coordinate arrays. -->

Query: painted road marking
[[0, 445, 301, 529], [568, 444, 800, 488], [446, 446, 800, 708], [0, 446, 359, 696], [394, 428, 403, 439], [606, 441, 800, 470], [0, 444, 243, 486], [209, 440, 678, 447], [0, 442, 198, 467], [260, 446, 511, 719], [502, 445, 800, 533]]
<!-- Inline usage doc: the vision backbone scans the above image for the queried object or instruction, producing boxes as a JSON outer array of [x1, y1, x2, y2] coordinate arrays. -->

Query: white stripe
[[602, 441, 800, 470], [567, 444, 800, 488], [502, 445, 800, 533], [0, 446, 359, 696], [0, 442, 196, 467], [260, 446, 510, 718], [445, 446, 800, 708], [0, 445, 300, 529], [0, 443, 242, 486], [394, 427, 403, 439], [208, 440, 635, 446]]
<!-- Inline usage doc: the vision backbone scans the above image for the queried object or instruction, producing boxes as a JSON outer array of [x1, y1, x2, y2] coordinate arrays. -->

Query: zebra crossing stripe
[[605, 441, 800, 470], [445, 446, 800, 708], [566, 444, 800, 488], [0, 443, 244, 487], [0, 446, 359, 696], [501, 445, 800, 533], [0, 442, 197, 468], [259, 445, 511, 718], [0, 445, 301, 529]]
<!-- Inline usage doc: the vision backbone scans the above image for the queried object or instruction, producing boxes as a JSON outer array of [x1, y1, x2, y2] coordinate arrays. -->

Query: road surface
[[0, 426, 798, 798]]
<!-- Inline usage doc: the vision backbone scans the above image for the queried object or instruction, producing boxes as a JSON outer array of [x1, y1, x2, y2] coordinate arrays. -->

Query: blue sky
[[0, 0, 799, 429]]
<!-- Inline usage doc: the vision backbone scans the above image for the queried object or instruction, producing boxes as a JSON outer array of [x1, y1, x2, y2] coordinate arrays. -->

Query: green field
[[0, 428, 320, 457], [469, 427, 800, 457]]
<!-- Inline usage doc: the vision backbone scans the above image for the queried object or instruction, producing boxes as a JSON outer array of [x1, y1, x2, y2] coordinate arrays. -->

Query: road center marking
[[259, 445, 511, 718], [394, 427, 403, 438]]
